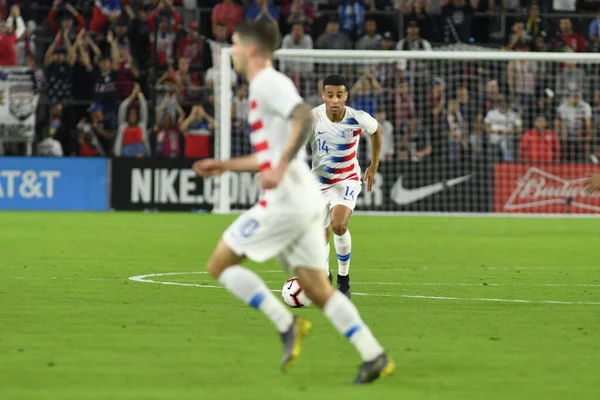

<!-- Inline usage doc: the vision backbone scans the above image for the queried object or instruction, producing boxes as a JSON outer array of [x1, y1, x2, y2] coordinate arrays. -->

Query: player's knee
[[331, 221, 348, 236]]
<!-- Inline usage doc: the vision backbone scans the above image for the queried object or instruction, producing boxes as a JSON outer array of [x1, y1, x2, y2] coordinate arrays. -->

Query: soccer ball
[[281, 278, 312, 308]]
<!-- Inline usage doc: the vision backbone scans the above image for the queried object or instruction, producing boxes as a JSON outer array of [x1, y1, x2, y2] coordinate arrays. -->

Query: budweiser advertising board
[[494, 164, 600, 214]]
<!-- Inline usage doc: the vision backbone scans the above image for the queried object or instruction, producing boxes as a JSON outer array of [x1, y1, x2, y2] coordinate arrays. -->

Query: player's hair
[[234, 21, 281, 57], [322, 75, 348, 92]]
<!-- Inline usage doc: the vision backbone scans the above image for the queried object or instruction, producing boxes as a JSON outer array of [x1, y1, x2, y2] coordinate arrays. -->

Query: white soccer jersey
[[247, 67, 321, 210], [557, 100, 592, 137], [310, 104, 379, 187]]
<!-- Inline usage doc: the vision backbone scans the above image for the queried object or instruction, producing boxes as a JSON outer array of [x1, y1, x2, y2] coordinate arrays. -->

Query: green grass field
[[1, 213, 599, 400]]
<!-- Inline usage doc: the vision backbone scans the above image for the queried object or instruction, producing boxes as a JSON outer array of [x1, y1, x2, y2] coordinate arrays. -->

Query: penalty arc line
[[127, 272, 600, 306]]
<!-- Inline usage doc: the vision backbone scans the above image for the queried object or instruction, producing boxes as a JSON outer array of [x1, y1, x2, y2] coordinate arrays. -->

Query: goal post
[[215, 46, 600, 215]]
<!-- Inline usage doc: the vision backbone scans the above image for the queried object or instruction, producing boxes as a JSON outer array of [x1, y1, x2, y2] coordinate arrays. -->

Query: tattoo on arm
[[281, 103, 313, 164]]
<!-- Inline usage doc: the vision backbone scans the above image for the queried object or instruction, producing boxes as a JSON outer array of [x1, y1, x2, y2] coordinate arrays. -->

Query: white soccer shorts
[[321, 180, 362, 228], [223, 204, 327, 273]]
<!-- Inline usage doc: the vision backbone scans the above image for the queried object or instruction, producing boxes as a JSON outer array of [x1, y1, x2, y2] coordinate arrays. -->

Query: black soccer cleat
[[353, 353, 396, 384], [337, 274, 351, 299], [280, 316, 312, 372]]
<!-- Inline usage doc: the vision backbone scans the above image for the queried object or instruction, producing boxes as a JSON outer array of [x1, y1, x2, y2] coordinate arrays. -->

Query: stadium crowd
[[0, 0, 598, 163]]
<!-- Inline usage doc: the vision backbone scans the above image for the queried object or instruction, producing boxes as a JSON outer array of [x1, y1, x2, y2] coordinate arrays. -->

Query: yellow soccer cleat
[[280, 316, 312, 372]]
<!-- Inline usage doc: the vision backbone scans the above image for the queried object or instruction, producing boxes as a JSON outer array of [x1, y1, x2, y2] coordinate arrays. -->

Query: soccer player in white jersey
[[310, 74, 382, 298], [192, 21, 394, 384]]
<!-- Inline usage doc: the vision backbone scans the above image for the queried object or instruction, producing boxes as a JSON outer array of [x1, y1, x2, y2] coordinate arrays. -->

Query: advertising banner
[[111, 158, 493, 212], [0, 67, 39, 145], [0, 158, 108, 211], [494, 163, 600, 214]]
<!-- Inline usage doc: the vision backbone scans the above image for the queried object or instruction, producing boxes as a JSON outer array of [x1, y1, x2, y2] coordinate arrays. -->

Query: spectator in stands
[[16, 20, 35, 66], [445, 99, 467, 161], [533, 34, 552, 52], [507, 45, 537, 126], [589, 12, 600, 52], [284, 0, 315, 33], [38, 104, 69, 156], [153, 112, 183, 159], [0, 5, 25, 66], [556, 66, 586, 103], [177, 22, 204, 66], [36, 129, 64, 157], [245, 0, 279, 24], [441, 0, 476, 43], [156, 90, 185, 127], [351, 68, 383, 117], [94, 32, 120, 132], [45, 32, 76, 103], [114, 17, 131, 52], [149, 10, 177, 68], [148, 0, 182, 34], [316, 18, 352, 49], [525, 4, 546, 39], [484, 94, 522, 162], [89, 0, 122, 34], [339, 0, 365, 40], [364, 109, 394, 161], [456, 85, 476, 133], [429, 77, 446, 138], [124, 3, 150, 68], [506, 22, 531, 50], [179, 105, 215, 158], [355, 19, 381, 50], [556, 89, 593, 161], [394, 81, 415, 134], [396, 20, 432, 100], [280, 23, 313, 78], [77, 103, 112, 156], [25, 53, 44, 92], [48, 1, 85, 36], [306, 78, 324, 108], [398, 115, 432, 161], [116, 40, 140, 101], [233, 83, 249, 126], [114, 83, 150, 157], [520, 115, 561, 162], [554, 18, 587, 53], [212, 0, 243, 38], [401, 0, 434, 41]]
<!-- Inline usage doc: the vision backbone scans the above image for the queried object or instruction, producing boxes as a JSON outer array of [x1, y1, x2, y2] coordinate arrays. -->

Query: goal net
[[214, 47, 600, 215]]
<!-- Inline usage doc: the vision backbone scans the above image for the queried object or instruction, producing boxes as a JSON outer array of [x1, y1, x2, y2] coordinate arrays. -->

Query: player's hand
[[363, 165, 377, 193], [584, 172, 600, 193], [259, 167, 284, 190], [193, 159, 225, 177]]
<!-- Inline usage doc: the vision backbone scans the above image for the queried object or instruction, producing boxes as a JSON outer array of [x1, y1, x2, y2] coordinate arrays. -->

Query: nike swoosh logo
[[390, 174, 473, 205], [318, 131, 326, 135]]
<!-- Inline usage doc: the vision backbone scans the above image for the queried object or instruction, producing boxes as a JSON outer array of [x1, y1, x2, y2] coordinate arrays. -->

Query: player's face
[[231, 33, 248, 76], [322, 85, 348, 114]]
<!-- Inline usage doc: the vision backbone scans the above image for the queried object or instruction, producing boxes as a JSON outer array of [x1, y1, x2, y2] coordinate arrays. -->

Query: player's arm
[[364, 125, 382, 192], [193, 154, 259, 177], [259, 103, 313, 189]]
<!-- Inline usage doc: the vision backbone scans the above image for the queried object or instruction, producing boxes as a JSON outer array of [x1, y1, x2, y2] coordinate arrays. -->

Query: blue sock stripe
[[344, 324, 362, 339], [249, 292, 266, 309], [337, 252, 351, 262]]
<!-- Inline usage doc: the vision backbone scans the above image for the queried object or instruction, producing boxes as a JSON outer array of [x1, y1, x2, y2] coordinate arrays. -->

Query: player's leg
[[285, 221, 394, 384], [207, 239, 294, 334], [324, 223, 332, 284], [330, 204, 353, 297]]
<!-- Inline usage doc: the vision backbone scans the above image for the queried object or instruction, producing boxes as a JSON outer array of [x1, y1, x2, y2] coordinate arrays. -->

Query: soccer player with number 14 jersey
[[310, 75, 382, 297]]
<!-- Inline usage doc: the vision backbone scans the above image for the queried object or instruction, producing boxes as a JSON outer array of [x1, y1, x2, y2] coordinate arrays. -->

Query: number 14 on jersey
[[317, 138, 329, 154]]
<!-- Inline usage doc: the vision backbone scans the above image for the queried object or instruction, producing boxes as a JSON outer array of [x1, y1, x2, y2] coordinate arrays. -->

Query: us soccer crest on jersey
[[310, 104, 379, 224]]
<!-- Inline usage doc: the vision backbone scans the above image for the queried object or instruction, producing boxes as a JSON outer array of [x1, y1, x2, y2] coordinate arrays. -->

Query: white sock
[[323, 291, 384, 361], [218, 265, 294, 333], [334, 230, 351, 276]]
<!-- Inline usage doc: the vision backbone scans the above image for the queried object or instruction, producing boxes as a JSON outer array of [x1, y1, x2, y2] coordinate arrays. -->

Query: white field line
[[127, 272, 600, 306]]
